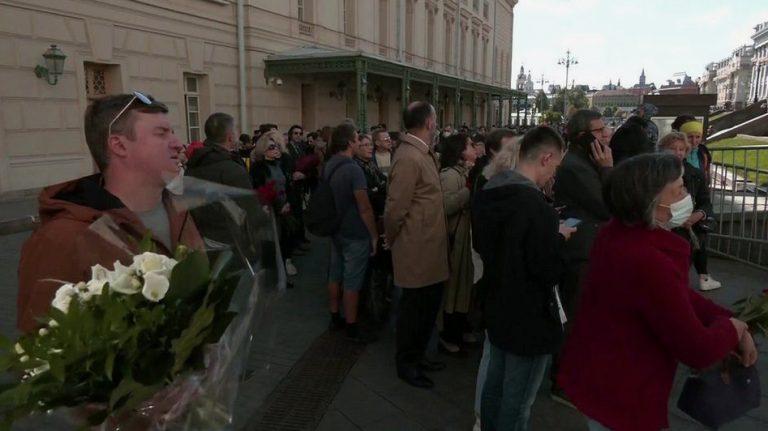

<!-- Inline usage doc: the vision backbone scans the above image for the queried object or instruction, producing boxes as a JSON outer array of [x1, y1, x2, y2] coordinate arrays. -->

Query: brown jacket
[[17, 175, 204, 333], [383, 133, 449, 288]]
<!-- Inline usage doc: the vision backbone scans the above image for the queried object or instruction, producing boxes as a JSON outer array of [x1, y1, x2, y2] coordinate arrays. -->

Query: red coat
[[557, 219, 738, 431]]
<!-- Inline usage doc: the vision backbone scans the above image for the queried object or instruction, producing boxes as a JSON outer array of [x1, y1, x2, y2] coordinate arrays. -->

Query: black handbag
[[677, 356, 761, 429]]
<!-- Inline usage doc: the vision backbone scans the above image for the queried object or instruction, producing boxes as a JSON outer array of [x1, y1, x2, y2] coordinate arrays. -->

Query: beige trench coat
[[440, 165, 474, 314], [383, 134, 449, 288]]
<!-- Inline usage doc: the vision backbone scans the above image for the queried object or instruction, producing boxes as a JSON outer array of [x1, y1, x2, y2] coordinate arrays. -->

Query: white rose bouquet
[[0, 244, 241, 429]]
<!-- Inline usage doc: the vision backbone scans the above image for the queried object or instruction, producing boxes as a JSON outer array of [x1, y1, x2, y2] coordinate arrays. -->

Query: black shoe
[[398, 368, 434, 389], [346, 330, 378, 344], [418, 359, 446, 372], [329, 313, 345, 331], [286, 282, 294, 289]]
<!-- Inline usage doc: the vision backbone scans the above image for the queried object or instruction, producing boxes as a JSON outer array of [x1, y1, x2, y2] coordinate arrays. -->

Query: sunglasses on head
[[267, 143, 279, 151], [107, 91, 155, 139]]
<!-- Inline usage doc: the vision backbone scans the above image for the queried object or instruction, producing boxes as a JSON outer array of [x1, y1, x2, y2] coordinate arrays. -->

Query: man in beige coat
[[384, 101, 449, 389]]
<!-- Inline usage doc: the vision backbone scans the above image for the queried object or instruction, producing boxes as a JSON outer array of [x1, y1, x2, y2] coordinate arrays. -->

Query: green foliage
[[534, 90, 550, 112], [541, 110, 563, 124], [0, 247, 239, 428], [602, 105, 617, 117], [733, 295, 768, 337], [552, 88, 589, 113]]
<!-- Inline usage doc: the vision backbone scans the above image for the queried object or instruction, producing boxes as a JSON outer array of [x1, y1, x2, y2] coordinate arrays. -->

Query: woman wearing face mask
[[657, 132, 720, 291], [556, 154, 757, 431]]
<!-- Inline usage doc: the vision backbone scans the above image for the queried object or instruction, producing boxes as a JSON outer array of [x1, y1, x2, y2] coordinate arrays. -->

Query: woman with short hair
[[557, 153, 756, 431]]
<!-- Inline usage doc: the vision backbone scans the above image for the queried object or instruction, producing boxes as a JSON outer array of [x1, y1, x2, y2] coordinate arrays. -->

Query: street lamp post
[[557, 50, 578, 115]]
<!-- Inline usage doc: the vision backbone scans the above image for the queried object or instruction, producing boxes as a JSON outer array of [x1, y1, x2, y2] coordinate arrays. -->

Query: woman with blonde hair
[[249, 130, 300, 278]]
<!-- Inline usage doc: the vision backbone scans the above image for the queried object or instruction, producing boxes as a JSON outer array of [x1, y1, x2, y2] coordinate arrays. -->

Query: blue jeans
[[481, 343, 550, 431], [475, 332, 491, 416], [328, 236, 370, 292]]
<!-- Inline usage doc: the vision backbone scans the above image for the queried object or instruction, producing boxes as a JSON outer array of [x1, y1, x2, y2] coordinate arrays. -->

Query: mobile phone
[[563, 218, 582, 228]]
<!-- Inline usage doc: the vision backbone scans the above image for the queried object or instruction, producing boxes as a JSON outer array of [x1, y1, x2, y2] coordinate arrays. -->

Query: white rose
[[91, 264, 109, 282], [84, 279, 107, 299], [19, 355, 29, 363], [14, 343, 24, 355], [132, 252, 177, 279], [108, 261, 141, 295], [51, 284, 77, 314], [38, 328, 49, 336], [48, 319, 58, 327], [141, 272, 170, 302]]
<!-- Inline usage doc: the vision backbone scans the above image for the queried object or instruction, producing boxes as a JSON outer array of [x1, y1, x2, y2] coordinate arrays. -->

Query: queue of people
[[15, 92, 758, 431]]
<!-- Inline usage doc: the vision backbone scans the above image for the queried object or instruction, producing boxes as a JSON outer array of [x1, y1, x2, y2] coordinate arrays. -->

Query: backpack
[[305, 159, 353, 237]]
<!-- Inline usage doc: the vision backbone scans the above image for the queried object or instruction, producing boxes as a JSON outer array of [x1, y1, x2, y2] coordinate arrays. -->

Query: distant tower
[[639, 68, 646, 87], [617, 78, 622, 88], [516, 66, 527, 91]]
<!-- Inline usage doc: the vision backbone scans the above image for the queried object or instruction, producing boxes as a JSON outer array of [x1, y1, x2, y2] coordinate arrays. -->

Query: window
[[379, 0, 389, 55], [472, 32, 478, 77], [444, 18, 453, 70], [473, 0, 479, 11], [405, 0, 414, 61], [427, 8, 435, 65], [482, 38, 488, 79], [343, 0, 355, 35], [184, 75, 201, 143], [84, 62, 121, 102], [460, 25, 467, 73], [483, 2, 489, 19]]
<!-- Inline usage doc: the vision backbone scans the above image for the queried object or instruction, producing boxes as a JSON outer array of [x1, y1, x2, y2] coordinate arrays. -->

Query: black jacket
[[674, 161, 715, 241], [354, 157, 387, 217], [473, 171, 567, 355], [553, 148, 611, 262], [185, 141, 264, 244], [250, 159, 292, 209]]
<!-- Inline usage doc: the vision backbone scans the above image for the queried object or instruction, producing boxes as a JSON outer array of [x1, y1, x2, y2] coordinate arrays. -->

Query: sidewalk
[[254, 238, 768, 431]]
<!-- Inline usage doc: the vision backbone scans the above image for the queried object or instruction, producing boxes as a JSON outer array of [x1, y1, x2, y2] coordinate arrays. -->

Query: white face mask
[[660, 194, 693, 229]]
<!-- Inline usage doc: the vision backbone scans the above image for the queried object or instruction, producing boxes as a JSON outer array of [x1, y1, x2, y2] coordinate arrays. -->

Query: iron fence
[[707, 144, 768, 270]]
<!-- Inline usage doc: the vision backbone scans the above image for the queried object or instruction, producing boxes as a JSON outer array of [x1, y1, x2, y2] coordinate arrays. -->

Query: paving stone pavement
[[1, 197, 767, 430]]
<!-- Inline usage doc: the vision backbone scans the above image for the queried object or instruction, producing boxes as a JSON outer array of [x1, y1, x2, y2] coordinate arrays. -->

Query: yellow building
[[0, 0, 520, 197]]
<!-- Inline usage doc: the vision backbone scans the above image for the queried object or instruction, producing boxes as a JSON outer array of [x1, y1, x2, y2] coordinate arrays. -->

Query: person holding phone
[[550, 109, 613, 406]]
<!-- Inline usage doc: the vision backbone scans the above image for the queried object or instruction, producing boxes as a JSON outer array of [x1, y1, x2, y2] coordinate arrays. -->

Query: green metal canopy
[[264, 46, 525, 129]]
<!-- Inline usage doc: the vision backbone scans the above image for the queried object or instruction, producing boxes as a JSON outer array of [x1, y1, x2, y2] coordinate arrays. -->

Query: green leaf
[[0, 383, 31, 409], [171, 306, 215, 374], [105, 350, 116, 381], [165, 251, 210, 303], [138, 231, 156, 253]]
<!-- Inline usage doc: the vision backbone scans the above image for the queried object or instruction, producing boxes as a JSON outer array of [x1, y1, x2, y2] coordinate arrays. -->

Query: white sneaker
[[285, 259, 298, 276], [699, 275, 722, 291]]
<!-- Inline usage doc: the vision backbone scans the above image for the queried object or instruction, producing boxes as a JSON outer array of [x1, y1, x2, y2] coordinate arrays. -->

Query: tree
[[534, 90, 550, 112], [552, 88, 589, 113], [541, 110, 563, 124], [602, 105, 617, 117]]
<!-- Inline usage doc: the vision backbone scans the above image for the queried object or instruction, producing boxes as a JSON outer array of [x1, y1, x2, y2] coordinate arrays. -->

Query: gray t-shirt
[[136, 203, 172, 250], [324, 154, 369, 240]]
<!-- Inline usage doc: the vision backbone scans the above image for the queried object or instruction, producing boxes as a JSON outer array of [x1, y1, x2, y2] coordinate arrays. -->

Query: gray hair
[[657, 131, 689, 153]]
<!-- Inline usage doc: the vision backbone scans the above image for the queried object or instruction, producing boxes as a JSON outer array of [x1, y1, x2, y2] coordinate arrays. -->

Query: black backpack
[[305, 159, 353, 237]]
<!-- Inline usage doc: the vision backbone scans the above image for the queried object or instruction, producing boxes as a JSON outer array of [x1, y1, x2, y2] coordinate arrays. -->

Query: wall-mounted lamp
[[34, 44, 67, 85], [330, 81, 346, 100], [368, 84, 384, 103], [268, 77, 283, 86]]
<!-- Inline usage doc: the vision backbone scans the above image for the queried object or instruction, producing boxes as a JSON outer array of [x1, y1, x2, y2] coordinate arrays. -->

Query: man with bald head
[[384, 101, 449, 388]]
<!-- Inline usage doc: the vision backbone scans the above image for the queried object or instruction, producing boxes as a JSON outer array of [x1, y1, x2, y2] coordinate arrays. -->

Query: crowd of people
[[15, 92, 759, 431]]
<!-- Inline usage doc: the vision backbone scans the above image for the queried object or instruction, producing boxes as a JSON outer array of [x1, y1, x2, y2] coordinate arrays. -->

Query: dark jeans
[[481, 343, 550, 431], [692, 231, 709, 274], [395, 282, 444, 372], [550, 259, 588, 387], [441, 311, 468, 345]]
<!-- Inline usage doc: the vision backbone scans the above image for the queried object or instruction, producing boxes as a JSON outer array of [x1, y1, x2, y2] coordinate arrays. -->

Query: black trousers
[[396, 282, 444, 372], [692, 231, 709, 275]]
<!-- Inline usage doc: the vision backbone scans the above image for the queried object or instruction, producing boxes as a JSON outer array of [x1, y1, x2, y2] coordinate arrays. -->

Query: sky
[[511, 0, 768, 90]]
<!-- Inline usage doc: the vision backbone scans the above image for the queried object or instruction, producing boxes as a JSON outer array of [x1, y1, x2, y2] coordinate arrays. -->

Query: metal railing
[[707, 144, 768, 270]]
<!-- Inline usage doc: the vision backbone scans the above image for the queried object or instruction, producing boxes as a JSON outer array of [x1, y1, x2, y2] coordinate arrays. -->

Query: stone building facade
[[698, 45, 754, 110], [0, 0, 520, 196], [749, 21, 768, 103]]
